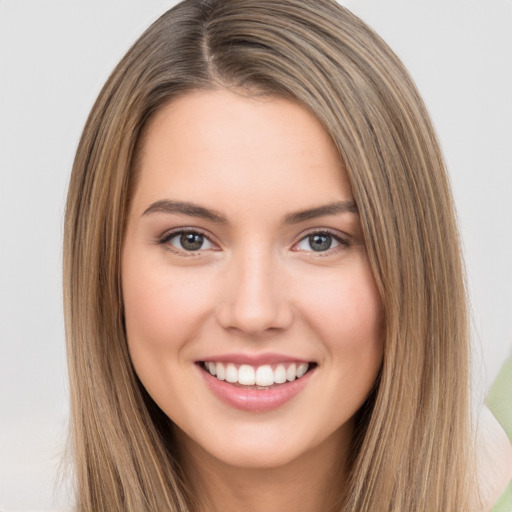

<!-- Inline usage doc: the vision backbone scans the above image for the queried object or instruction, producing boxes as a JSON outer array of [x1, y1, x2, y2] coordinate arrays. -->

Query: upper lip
[[197, 352, 314, 366]]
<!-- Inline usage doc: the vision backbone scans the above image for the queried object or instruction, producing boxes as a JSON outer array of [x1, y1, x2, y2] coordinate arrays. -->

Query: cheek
[[299, 263, 383, 378], [304, 263, 382, 337], [320, 276, 382, 427], [121, 252, 221, 405], [121, 255, 217, 412], [122, 258, 213, 349]]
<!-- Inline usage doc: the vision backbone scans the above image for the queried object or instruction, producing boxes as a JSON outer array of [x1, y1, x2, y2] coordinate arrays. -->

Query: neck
[[178, 427, 352, 512]]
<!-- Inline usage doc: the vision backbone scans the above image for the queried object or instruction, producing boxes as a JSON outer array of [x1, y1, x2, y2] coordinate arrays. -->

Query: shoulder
[[477, 405, 512, 511]]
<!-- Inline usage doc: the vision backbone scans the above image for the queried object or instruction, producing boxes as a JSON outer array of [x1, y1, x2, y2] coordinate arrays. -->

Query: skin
[[122, 89, 383, 512], [478, 406, 512, 510]]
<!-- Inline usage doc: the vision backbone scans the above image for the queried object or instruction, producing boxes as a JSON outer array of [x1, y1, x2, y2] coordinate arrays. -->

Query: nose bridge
[[217, 243, 292, 334]]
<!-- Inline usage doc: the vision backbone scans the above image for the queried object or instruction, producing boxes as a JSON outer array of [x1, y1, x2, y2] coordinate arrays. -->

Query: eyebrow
[[283, 201, 358, 224], [142, 200, 228, 223], [142, 199, 358, 224]]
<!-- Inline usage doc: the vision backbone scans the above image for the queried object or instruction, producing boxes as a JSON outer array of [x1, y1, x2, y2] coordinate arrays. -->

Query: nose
[[215, 248, 293, 336]]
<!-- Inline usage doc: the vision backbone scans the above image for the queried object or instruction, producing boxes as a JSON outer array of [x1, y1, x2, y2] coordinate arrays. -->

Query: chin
[[176, 417, 350, 473]]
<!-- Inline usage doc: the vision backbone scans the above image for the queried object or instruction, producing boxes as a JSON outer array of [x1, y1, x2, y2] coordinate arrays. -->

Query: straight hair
[[64, 0, 478, 509]]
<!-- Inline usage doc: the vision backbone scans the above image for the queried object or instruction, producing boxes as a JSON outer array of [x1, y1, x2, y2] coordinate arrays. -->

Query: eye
[[294, 231, 347, 253], [161, 230, 216, 252]]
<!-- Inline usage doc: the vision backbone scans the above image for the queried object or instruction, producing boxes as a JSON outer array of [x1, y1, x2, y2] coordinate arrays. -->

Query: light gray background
[[1, 1, 511, 509]]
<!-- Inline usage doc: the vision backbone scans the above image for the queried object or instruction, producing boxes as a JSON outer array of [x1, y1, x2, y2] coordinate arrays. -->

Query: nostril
[[214, 263, 294, 334], [215, 300, 294, 335]]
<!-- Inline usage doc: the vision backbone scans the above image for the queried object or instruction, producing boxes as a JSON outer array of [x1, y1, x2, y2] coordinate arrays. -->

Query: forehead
[[132, 89, 352, 214]]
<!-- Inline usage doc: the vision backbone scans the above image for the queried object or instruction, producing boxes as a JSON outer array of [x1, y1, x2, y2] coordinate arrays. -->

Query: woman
[[63, 0, 510, 510]]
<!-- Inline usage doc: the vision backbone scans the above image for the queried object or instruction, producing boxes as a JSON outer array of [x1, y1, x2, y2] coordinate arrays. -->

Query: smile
[[197, 358, 317, 412], [202, 361, 310, 388]]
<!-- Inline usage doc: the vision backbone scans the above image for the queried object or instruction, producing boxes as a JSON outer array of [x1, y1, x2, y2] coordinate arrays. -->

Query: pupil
[[180, 232, 203, 251], [309, 233, 331, 251]]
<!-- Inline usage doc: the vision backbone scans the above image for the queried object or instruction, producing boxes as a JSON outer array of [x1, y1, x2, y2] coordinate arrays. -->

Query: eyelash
[[157, 228, 350, 256], [293, 228, 350, 256], [158, 228, 218, 256]]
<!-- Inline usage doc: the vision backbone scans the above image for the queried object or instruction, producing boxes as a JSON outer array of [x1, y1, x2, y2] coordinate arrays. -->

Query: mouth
[[196, 353, 318, 412], [198, 361, 316, 390]]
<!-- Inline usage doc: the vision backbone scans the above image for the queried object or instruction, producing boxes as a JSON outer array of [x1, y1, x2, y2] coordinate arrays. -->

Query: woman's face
[[122, 90, 383, 470]]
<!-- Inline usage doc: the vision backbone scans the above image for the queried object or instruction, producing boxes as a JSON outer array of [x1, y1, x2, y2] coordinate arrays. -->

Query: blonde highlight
[[64, 1, 478, 510]]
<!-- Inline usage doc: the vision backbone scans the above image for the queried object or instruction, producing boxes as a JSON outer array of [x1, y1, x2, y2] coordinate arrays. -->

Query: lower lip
[[198, 365, 315, 413]]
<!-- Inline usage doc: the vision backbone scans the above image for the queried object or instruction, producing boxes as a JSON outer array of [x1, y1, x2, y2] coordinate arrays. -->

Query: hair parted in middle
[[64, 0, 476, 510]]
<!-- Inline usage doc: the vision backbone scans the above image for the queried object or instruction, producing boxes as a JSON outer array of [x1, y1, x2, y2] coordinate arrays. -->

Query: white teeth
[[204, 361, 311, 386], [255, 365, 274, 386], [274, 364, 287, 384], [286, 363, 297, 382], [225, 363, 238, 383], [216, 362, 226, 380], [297, 363, 308, 378], [207, 362, 216, 376], [238, 364, 255, 385]]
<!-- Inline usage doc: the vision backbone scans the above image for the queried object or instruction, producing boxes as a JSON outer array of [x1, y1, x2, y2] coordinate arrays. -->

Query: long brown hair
[[64, 0, 478, 510]]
